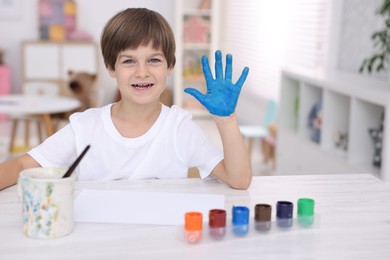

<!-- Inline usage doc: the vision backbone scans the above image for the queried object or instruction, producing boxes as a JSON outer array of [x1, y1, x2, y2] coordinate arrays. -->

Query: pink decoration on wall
[[0, 65, 11, 120], [38, 0, 79, 41], [39, 1, 53, 16], [64, 16, 75, 28], [183, 16, 210, 43], [64, 16, 76, 38], [68, 30, 92, 41], [0, 66, 10, 95], [198, 0, 211, 10]]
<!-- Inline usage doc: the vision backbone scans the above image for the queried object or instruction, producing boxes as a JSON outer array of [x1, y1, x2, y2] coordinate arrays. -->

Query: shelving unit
[[174, 0, 220, 117], [277, 67, 390, 181], [21, 40, 98, 96]]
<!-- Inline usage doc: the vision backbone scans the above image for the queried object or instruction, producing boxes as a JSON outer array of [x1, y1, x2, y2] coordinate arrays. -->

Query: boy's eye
[[149, 58, 161, 63], [123, 59, 135, 64]]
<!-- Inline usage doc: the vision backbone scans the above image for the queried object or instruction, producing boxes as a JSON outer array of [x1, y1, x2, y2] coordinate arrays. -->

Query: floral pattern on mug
[[21, 180, 59, 238]]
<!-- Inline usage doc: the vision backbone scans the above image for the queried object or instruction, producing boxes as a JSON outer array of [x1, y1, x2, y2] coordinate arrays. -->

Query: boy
[[0, 8, 252, 190]]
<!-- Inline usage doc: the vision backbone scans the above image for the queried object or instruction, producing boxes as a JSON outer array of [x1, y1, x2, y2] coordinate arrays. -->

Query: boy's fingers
[[236, 67, 250, 90], [225, 54, 232, 82], [184, 88, 205, 104], [215, 50, 223, 79], [201, 56, 213, 86]]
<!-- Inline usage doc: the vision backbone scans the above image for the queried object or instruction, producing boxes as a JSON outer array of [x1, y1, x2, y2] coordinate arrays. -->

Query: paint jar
[[232, 206, 249, 236], [254, 204, 272, 231], [297, 198, 315, 226], [209, 209, 226, 239], [17, 167, 76, 239], [184, 212, 202, 244], [276, 201, 294, 228]]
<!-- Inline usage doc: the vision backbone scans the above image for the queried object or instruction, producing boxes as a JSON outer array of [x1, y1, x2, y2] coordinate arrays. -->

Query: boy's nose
[[135, 64, 149, 77]]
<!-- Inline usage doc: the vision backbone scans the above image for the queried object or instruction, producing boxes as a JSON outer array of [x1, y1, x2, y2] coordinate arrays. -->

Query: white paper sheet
[[74, 189, 225, 225]]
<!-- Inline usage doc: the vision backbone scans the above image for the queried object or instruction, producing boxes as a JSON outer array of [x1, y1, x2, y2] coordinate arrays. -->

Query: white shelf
[[173, 0, 220, 117], [22, 40, 98, 96], [278, 67, 390, 181], [183, 43, 211, 49], [182, 10, 212, 16], [322, 90, 350, 152]]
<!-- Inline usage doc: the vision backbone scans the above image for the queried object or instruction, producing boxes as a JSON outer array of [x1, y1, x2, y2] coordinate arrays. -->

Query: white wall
[[0, 0, 37, 93], [0, 0, 385, 122], [0, 0, 175, 105], [336, 0, 385, 80], [235, 0, 388, 125]]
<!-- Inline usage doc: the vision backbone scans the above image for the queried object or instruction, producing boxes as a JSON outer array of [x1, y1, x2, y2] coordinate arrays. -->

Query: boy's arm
[[0, 154, 40, 190], [211, 114, 252, 189], [184, 50, 252, 189]]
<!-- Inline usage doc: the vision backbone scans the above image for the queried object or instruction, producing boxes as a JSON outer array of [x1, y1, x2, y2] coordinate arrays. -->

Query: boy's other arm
[[184, 50, 252, 189], [211, 114, 252, 190], [0, 154, 40, 190]]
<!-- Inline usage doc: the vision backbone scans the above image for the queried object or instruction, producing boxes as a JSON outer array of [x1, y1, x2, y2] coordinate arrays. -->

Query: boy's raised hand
[[184, 50, 249, 117]]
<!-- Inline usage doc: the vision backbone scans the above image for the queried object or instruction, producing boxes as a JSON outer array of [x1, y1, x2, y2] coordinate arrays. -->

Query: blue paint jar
[[232, 206, 249, 236], [276, 201, 294, 228]]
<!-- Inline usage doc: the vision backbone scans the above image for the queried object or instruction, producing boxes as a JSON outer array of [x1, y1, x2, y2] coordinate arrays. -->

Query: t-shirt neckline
[[102, 103, 168, 146]]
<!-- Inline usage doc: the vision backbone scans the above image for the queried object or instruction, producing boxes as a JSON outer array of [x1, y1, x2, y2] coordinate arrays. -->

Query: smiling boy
[[0, 8, 252, 190]]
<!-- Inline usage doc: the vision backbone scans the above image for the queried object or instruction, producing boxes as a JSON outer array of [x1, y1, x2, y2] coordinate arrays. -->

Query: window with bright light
[[224, 0, 331, 101]]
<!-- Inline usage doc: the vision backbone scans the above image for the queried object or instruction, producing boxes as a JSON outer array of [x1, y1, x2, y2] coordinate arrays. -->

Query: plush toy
[[67, 70, 98, 112], [333, 130, 348, 151], [368, 113, 384, 168], [261, 122, 277, 170], [308, 99, 322, 143]]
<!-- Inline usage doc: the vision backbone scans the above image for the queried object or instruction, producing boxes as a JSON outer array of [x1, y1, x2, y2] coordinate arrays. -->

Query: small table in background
[[0, 94, 80, 152]]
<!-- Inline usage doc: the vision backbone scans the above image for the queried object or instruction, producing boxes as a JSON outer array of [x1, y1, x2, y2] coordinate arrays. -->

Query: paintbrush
[[62, 145, 91, 178]]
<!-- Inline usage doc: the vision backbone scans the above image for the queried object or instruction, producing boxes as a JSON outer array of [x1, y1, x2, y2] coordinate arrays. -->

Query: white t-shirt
[[28, 104, 223, 181]]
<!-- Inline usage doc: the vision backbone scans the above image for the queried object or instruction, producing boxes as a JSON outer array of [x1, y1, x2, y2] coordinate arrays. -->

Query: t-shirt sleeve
[[28, 124, 77, 168], [175, 114, 223, 179]]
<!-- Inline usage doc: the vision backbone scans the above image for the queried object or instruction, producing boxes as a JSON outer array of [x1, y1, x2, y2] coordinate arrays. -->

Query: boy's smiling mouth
[[131, 83, 155, 89]]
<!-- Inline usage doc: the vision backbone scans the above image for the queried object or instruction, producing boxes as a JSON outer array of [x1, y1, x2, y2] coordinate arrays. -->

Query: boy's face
[[108, 42, 172, 106]]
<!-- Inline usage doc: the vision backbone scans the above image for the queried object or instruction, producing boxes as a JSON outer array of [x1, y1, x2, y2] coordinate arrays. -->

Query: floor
[[0, 117, 276, 176]]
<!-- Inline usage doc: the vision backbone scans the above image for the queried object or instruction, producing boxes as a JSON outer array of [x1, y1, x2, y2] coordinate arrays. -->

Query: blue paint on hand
[[184, 50, 249, 117]]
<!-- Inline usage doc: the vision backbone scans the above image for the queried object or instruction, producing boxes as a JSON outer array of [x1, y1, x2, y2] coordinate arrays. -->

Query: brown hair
[[100, 8, 176, 70]]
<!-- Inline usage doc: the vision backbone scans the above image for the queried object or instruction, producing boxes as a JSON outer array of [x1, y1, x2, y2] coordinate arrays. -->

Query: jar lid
[[255, 204, 272, 222], [209, 209, 226, 228], [276, 201, 293, 219], [232, 206, 249, 225], [298, 198, 315, 216], [185, 212, 202, 231]]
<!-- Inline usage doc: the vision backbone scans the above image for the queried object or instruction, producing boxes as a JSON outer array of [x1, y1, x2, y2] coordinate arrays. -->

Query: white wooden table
[[1, 174, 390, 259], [0, 95, 80, 152], [0, 94, 80, 137]]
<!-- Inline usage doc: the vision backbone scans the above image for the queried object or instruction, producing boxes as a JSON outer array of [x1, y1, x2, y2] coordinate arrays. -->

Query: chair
[[239, 100, 278, 166], [9, 82, 60, 153]]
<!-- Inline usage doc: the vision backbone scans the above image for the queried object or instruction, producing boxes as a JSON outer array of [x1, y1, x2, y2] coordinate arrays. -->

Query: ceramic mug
[[17, 167, 76, 239]]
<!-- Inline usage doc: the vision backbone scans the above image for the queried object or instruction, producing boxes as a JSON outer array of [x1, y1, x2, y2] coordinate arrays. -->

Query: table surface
[[1, 174, 390, 260], [0, 94, 80, 115]]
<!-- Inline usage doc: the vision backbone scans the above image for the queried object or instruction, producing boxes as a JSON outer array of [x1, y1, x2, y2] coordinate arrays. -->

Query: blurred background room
[[0, 0, 389, 180]]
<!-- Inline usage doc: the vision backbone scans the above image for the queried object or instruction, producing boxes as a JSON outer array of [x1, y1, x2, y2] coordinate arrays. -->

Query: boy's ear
[[167, 67, 173, 76], [107, 66, 116, 78]]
